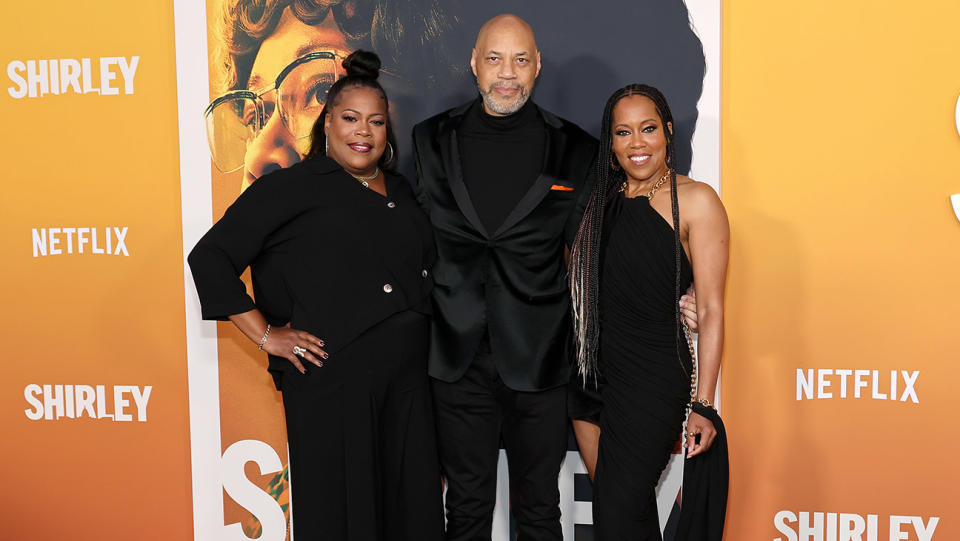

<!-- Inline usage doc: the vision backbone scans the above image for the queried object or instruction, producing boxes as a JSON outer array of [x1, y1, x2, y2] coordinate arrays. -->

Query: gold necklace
[[351, 167, 380, 187], [619, 170, 671, 199]]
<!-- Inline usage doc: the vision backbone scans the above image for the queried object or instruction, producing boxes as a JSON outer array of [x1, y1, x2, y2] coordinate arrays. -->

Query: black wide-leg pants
[[431, 336, 567, 541], [281, 311, 444, 541]]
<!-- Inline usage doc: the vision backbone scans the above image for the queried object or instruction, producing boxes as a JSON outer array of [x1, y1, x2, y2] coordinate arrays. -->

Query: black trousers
[[431, 335, 567, 541], [281, 311, 444, 540]]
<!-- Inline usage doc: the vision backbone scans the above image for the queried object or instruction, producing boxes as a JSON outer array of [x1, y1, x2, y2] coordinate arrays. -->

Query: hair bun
[[342, 50, 381, 80]]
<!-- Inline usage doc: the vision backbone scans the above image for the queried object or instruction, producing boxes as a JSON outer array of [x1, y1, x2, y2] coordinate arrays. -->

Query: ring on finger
[[687, 431, 697, 438], [292, 345, 306, 357]]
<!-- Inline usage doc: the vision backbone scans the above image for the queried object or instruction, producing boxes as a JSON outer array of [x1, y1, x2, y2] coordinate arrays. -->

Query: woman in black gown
[[568, 84, 729, 539], [188, 51, 443, 540]]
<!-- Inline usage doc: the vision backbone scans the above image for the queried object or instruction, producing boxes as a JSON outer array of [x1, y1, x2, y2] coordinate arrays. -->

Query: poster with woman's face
[[204, 0, 465, 192], [201, 1, 710, 538]]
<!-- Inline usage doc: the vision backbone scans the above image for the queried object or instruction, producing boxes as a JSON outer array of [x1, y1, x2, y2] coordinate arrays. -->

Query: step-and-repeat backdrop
[[1, 0, 955, 540], [721, 2, 959, 540], [1, 2, 193, 539]]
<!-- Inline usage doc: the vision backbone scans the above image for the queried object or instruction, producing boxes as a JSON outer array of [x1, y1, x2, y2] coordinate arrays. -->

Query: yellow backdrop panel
[[722, 1, 960, 540], [0, 2, 191, 539]]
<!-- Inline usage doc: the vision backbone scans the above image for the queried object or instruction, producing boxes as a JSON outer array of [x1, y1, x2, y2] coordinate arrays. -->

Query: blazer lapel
[[493, 122, 568, 237], [438, 108, 490, 238]]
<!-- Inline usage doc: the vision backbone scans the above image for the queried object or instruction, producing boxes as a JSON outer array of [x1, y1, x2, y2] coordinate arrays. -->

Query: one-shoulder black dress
[[573, 193, 693, 540]]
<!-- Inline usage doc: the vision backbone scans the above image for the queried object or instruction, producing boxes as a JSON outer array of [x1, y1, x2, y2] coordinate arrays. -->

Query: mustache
[[488, 81, 524, 92]]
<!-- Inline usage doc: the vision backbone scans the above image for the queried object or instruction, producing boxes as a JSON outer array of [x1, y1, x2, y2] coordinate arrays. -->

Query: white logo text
[[24, 384, 152, 422], [7, 56, 139, 98], [32, 227, 129, 257], [774, 510, 938, 541], [796, 369, 919, 403]]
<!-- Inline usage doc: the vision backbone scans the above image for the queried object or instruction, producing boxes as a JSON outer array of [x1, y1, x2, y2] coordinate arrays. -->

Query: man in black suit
[[412, 15, 597, 540]]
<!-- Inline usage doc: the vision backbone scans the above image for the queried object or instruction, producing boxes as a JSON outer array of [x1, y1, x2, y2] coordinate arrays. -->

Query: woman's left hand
[[685, 411, 717, 458]]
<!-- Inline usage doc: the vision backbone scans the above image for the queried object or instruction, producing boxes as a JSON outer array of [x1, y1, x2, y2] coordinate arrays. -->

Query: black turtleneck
[[457, 98, 547, 235]]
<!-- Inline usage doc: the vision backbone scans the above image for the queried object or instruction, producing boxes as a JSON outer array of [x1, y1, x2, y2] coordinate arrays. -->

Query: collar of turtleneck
[[468, 96, 539, 132]]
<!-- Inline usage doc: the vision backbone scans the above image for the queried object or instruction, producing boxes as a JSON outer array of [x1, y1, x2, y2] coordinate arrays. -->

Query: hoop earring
[[384, 142, 394, 164]]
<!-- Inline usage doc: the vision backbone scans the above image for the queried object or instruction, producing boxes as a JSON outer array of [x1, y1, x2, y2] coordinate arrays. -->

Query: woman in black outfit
[[568, 84, 729, 540], [188, 51, 443, 540]]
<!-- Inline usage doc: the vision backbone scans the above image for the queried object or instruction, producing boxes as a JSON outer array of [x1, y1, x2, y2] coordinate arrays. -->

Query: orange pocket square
[[550, 184, 574, 191]]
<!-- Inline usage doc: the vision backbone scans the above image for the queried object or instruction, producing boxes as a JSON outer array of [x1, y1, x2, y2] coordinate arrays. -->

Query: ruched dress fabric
[[586, 194, 693, 540]]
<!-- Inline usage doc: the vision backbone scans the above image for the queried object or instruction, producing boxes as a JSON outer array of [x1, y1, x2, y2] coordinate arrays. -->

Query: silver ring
[[292, 345, 306, 357]]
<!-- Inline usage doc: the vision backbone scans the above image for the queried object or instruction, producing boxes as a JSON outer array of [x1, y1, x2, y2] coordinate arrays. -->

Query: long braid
[[668, 143, 689, 379], [570, 83, 688, 384], [569, 88, 625, 385]]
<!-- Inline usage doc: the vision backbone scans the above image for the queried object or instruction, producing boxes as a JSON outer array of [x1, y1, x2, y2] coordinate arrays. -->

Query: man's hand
[[680, 285, 698, 332]]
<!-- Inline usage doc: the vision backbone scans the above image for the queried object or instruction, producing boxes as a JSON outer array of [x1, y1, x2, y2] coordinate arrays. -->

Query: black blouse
[[188, 156, 436, 385]]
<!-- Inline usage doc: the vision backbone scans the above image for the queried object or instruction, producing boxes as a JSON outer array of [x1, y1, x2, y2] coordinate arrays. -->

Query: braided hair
[[569, 84, 688, 384]]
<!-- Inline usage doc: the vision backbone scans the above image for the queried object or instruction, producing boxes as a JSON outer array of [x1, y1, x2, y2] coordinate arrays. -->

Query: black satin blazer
[[188, 156, 435, 388], [413, 100, 598, 391]]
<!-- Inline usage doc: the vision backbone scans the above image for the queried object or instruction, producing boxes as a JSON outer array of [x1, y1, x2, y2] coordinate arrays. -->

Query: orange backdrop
[[721, 1, 960, 539], [4, 1, 959, 539], [0, 1, 192, 539]]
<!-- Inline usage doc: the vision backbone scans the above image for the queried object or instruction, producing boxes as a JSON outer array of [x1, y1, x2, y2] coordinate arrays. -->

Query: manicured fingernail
[[318, 361, 324, 368], [319, 340, 325, 346], [322, 353, 329, 359]]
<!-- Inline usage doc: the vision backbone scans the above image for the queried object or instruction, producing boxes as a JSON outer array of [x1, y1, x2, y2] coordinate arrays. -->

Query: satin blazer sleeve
[[411, 123, 432, 213], [563, 138, 600, 246]]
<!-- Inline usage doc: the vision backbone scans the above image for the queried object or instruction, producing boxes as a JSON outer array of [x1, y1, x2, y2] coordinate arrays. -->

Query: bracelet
[[257, 324, 271, 351], [691, 397, 715, 410]]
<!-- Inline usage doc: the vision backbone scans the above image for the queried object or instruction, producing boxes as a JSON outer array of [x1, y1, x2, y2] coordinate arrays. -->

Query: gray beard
[[478, 82, 531, 115]]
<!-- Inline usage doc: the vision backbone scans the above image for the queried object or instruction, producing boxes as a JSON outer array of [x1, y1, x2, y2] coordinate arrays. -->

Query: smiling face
[[323, 85, 388, 177], [470, 15, 541, 116], [611, 94, 673, 184], [243, 7, 350, 186]]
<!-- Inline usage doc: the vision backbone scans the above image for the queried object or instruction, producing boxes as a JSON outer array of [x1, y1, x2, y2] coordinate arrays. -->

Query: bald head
[[475, 14, 538, 53], [471, 14, 542, 116]]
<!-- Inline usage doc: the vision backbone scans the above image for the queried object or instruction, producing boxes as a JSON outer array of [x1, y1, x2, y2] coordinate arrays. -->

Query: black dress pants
[[431, 335, 567, 541], [281, 311, 444, 540]]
